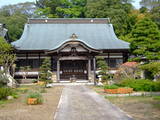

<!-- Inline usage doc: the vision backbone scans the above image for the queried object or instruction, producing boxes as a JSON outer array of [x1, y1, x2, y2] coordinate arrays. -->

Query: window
[[105, 58, 123, 68]]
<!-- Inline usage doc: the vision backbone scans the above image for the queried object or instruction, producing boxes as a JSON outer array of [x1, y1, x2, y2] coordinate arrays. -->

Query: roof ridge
[[28, 18, 110, 24]]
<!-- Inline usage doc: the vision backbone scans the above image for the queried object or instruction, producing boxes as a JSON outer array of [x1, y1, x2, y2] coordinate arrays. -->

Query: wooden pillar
[[38, 53, 41, 67], [123, 52, 128, 63], [93, 57, 96, 85], [51, 56, 53, 71], [57, 59, 60, 82], [88, 58, 91, 81], [108, 53, 110, 67], [26, 53, 28, 66]]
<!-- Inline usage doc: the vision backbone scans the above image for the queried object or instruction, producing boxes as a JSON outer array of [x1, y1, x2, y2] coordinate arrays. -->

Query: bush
[[118, 79, 160, 91], [27, 92, 43, 104], [0, 72, 9, 87], [0, 88, 13, 100], [104, 85, 119, 89]]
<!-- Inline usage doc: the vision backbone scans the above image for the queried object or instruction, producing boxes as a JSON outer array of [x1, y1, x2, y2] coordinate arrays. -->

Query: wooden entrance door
[[60, 60, 88, 80]]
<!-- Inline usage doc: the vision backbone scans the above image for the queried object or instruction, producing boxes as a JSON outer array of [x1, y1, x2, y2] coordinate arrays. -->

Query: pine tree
[[39, 57, 52, 84], [130, 18, 160, 61]]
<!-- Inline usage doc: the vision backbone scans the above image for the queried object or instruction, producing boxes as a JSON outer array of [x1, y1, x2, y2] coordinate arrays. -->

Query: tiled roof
[[121, 62, 138, 67], [12, 18, 130, 51]]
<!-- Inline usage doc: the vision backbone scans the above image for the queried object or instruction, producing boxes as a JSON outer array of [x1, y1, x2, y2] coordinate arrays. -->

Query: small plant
[[32, 79, 38, 83], [104, 85, 119, 89], [27, 92, 43, 104], [0, 88, 13, 100]]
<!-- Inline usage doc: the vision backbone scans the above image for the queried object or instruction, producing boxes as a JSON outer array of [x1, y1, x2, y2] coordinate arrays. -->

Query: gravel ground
[[0, 86, 63, 120]]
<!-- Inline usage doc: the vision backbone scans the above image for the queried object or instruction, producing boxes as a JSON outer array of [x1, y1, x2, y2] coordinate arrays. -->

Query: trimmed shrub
[[118, 79, 160, 91], [0, 88, 13, 100], [104, 85, 119, 89]]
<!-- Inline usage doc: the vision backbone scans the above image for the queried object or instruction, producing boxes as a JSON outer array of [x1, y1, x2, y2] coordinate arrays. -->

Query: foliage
[[0, 2, 36, 17], [104, 85, 119, 89], [140, 0, 160, 9], [39, 57, 52, 85], [0, 37, 16, 73], [96, 57, 109, 83], [114, 62, 140, 82], [27, 91, 43, 104], [16, 87, 29, 94], [118, 79, 160, 91], [0, 2, 36, 41], [0, 14, 27, 42], [0, 71, 9, 87], [153, 96, 160, 101], [140, 62, 160, 79], [130, 18, 160, 61], [0, 88, 13, 100], [150, 6, 160, 29], [35, 0, 87, 18], [85, 0, 133, 37], [20, 66, 31, 79]]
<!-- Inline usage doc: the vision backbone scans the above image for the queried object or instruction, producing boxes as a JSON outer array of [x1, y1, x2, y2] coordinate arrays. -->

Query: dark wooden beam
[[93, 57, 96, 85]]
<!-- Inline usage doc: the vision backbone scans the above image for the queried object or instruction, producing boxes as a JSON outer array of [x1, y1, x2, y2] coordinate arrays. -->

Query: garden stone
[[7, 96, 14, 100], [46, 84, 52, 88]]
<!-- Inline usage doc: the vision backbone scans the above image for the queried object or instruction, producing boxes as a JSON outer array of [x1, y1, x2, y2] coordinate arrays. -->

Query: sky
[[0, 0, 141, 9]]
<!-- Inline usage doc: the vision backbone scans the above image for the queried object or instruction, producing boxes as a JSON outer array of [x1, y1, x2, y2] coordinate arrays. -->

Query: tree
[[96, 57, 109, 84], [130, 18, 160, 61], [35, 0, 87, 18], [0, 2, 37, 17], [150, 6, 160, 29], [20, 66, 31, 80], [140, 0, 160, 9], [140, 62, 160, 80], [39, 57, 52, 86], [0, 2, 37, 42], [0, 37, 16, 74], [0, 14, 27, 42], [85, 0, 133, 36]]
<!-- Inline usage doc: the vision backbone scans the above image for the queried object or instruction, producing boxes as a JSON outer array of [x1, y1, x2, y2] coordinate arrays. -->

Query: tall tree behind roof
[[140, 0, 160, 9], [85, 0, 133, 37], [35, 0, 87, 18], [0, 2, 37, 17], [0, 2, 36, 41], [130, 18, 160, 61]]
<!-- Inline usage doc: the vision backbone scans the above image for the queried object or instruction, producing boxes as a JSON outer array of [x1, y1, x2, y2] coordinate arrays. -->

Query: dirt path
[[55, 85, 133, 120], [0, 86, 63, 120]]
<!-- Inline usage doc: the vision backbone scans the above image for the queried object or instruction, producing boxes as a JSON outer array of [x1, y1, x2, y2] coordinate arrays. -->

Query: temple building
[[12, 18, 130, 82]]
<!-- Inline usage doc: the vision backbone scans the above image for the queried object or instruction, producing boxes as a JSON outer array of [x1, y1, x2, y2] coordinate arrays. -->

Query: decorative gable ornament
[[70, 33, 78, 40]]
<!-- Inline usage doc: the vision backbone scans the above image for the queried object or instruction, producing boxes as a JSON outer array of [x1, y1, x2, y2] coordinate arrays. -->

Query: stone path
[[54, 85, 133, 120]]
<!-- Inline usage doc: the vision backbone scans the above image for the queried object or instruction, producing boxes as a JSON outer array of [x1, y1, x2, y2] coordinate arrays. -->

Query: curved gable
[[11, 18, 130, 51]]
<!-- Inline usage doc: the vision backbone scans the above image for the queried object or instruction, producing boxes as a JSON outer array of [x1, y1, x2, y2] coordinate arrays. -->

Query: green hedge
[[118, 79, 160, 92], [104, 85, 119, 89], [0, 88, 13, 100]]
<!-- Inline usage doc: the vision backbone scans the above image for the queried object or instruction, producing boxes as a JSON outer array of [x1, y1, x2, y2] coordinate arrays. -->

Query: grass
[[0, 99, 15, 107], [0, 84, 47, 106], [105, 96, 160, 120]]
